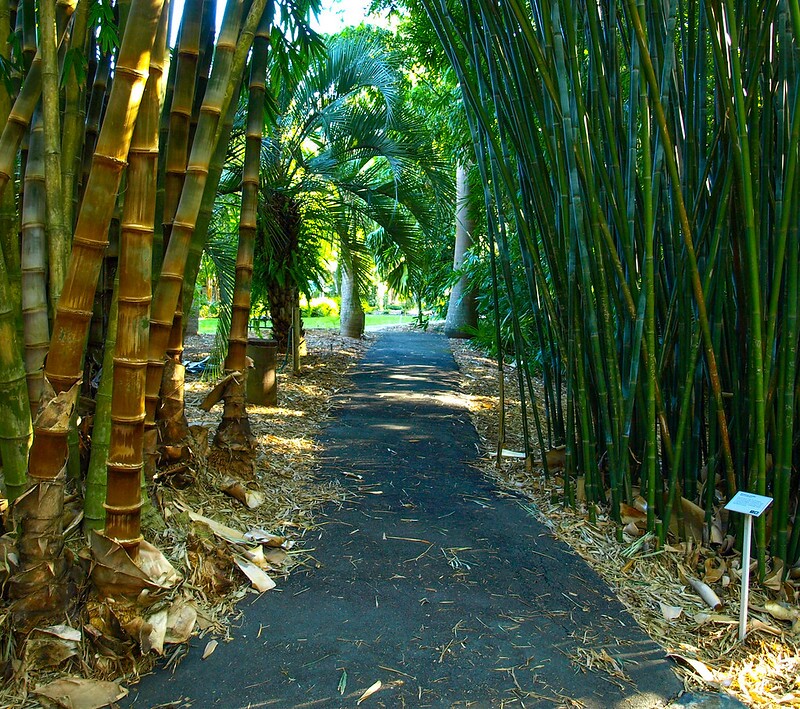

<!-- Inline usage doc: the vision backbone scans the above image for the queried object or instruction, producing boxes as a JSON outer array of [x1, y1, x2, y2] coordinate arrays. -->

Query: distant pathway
[[129, 331, 681, 708]]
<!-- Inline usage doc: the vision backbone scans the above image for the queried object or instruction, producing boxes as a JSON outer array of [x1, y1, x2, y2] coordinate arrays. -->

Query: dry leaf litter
[[450, 340, 800, 708], [0, 329, 369, 709]]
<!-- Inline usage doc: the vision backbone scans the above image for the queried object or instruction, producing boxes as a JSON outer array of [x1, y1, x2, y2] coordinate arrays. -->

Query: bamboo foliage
[[420, 0, 800, 569]]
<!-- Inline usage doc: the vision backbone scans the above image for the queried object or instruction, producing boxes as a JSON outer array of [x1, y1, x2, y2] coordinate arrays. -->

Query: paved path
[[129, 331, 681, 708]]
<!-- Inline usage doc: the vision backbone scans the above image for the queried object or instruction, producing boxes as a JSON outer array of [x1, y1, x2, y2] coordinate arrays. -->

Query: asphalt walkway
[[129, 331, 682, 708]]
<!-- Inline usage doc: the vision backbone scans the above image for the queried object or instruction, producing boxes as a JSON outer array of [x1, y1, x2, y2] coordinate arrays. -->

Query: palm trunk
[[216, 7, 272, 451], [10, 0, 166, 622], [339, 262, 364, 339], [102, 0, 169, 554], [444, 164, 478, 338], [267, 276, 299, 349]]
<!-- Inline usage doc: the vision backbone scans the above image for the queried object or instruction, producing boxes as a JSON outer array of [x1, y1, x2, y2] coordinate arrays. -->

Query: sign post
[[724, 491, 773, 641]]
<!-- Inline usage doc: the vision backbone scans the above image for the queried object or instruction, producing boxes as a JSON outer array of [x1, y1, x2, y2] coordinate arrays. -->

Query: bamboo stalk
[[10, 0, 167, 619], [216, 6, 272, 450], [0, 0, 76, 200], [102, 0, 169, 555], [146, 0, 266, 433], [20, 111, 49, 413], [41, 0, 69, 314]]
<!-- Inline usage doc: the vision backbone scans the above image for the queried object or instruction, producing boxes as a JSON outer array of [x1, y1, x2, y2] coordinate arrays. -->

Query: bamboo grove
[[420, 0, 800, 573], [0, 0, 318, 625]]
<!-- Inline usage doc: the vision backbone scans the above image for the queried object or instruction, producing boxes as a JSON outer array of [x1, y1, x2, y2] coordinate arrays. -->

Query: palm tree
[[217, 33, 452, 350]]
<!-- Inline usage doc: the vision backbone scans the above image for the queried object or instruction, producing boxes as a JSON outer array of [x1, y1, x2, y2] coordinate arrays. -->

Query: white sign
[[725, 491, 772, 517]]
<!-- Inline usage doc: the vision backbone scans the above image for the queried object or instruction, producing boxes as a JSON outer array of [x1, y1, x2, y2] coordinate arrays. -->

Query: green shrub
[[304, 296, 340, 318]]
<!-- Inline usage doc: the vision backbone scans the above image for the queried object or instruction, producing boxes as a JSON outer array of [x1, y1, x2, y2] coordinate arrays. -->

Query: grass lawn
[[198, 312, 414, 335]]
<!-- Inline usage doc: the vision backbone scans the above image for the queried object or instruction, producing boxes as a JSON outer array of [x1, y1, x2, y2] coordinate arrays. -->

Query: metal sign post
[[724, 491, 773, 641]]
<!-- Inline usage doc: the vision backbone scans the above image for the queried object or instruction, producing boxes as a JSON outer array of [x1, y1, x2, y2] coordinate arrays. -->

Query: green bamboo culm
[[0, 252, 32, 501], [420, 0, 800, 569], [84, 282, 118, 532]]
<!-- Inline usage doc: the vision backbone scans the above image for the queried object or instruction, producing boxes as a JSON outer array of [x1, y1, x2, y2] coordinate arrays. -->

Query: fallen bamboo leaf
[[693, 612, 736, 625], [25, 625, 82, 667], [687, 576, 723, 610], [764, 601, 799, 623], [703, 557, 726, 584], [357, 680, 382, 705], [338, 669, 347, 695], [202, 640, 218, 659], [749, 618, 783, 637], [177, 505, 249, 544], [620, 503, 646, 525], [668, 654, 717, 683], [623, 522, 641, 537], [244, 528, 286, 547], [764, 559, 785, 591], [90, 533, 180, 597], [234, 557, 276, 592], [164, 601, 198, 644], [659, 602, 683, 621], [33, 678, 127, 709]]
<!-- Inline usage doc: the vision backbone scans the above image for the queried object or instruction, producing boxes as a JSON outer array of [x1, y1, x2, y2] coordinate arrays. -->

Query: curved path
[[129, 331, 681, 708]]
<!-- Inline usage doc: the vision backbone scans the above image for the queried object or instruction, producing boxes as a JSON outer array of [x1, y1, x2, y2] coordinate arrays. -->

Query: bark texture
[[444, 165, 477, 339], [339, 263, 364, 339]]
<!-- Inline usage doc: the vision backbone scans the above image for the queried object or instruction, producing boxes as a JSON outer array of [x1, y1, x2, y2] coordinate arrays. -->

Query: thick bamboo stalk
[[84, 280, 117, 531], [10, 0, 166, 619], [222, 5, 272, 379], [152, 0, 203, 463], [103, 0, 169, 555], [20, 112, 50, 413], [41, 0, 69, 314], [78, 51, 112, 204], [60, 0, 89, 232], [0, 0, 76, 201], [146, 0, 266, 432], [0, 253, 32, 502], [162, 0, 203, 241], [0, 0, 21, 345]]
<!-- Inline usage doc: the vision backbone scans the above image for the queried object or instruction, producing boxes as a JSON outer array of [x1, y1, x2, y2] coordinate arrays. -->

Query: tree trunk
[[267, 277, 299, 351], [339, 262, 364, 339], [444, 164, 477, 339]]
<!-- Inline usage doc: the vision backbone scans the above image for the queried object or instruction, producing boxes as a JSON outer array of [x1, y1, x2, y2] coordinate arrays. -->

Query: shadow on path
[[128, 331, 681, 708]]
